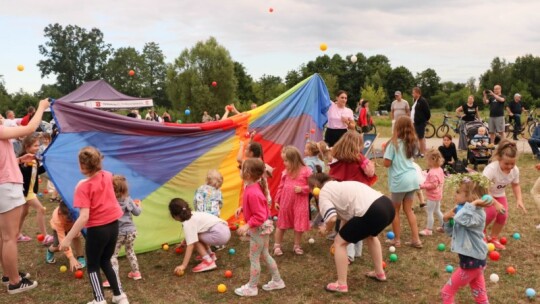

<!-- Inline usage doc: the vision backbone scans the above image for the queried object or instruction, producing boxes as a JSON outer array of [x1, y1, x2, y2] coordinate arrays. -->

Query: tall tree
[[479, 57, 512, 95], [0, 76, 13, 115], [386, 66, 415, 102], [366, 55, 391, 90], [103, 47, 146, 97], [142, 42, 168, 107], [360, 84, 386, 112], [234, 61, 256, 106], [285, 69, 302, 89], [38, 24, 112, 94], [167, 37, 236, 122], [253, 74, 285, 103], [415, 68, 441, 99]]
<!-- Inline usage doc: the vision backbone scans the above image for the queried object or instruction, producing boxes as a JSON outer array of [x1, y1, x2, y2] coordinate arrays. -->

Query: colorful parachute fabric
[[44, 74, 331, 253]]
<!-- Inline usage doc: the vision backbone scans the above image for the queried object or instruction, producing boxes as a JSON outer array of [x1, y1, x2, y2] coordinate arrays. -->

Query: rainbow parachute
[[44, 74, 330, 253]]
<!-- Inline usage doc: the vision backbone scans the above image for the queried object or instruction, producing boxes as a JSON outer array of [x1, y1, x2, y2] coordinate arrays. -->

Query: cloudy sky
[[1, 0, 539, 94]]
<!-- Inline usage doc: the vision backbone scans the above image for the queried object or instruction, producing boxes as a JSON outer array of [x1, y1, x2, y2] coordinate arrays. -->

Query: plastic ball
[[226, 105, 233, 111], [212, 81, 217, 87], [310, 128, 315, 134], [74, 270, 84, 279], [176, 120, 182, 124], [449, 218, 455, 226], [38, 193, 43, 197], [389, 253, 398, 262], [487, 243, 495, 252], [500, 237, 508, 245], [128, 70, 135, 76], [350, 55, 357, 63], [312, 187, 320, 196], [244, 132, 251, 138], [445, 265, 454, 273], [185, 109, 191, 116], [37, 234, 45, 242], [272, 216, 278, 221], [17, 65, 24, 71], [389, 246, 396, 253], [506, 266, 516, 275], [319, 43, 328, 51], [217, 284, 227, 293], [489, 251, 500, 261], [269, 7, 273, 13], [490, 273, 499, 283], [59, 265, 67, 273], [513, 232, 521, 240], [308, 238, 315, 244], [482, 194, 493, 204], [437, 243, 446, 252], [526, 288, 536, 299], [386, 231, 395, 240], [228, 248, 236, 255], [43, 189, 49, 194], [175, 247, 184, 254], [175, 268, 184, 276], [162, 244, 169, 251], [330, 245, 335, 255], [382, 261, 387, 269], [224, 270, 233, 278]]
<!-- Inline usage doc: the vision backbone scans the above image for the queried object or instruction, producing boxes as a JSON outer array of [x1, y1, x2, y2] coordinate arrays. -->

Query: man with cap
[[483, 85, 506, 144], [506, 93, 525, 140], [390, 91, 410, 132]]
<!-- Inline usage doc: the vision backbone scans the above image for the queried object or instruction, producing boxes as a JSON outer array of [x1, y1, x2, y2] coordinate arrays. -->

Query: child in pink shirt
[[419, 149, 446, 236]]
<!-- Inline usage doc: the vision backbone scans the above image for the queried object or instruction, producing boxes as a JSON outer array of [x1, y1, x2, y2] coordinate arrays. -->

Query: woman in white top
[[309, 170, 395, 293], [324, 91, 355, 147]]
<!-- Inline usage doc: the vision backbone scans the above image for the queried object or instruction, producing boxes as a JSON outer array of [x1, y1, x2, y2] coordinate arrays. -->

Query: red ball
[[499, 237, 507, 245], [128, 70, 135, 76], [489, 251, 500, 261], [229, 224, 238, 231], [175, 247, 184, 254], [506, 266, 516, 275], [43, 189, 49, 194], [269, 7, 274, 13], [224, 270, 233, 278], [226, 105, 233, 111], [37, 234, 45, 242], [245, 132, 251, 138], [211, 81, 217, 87], [382, 261, 387, 269], [74, 270, 84, 279], [310, 128, 315, 134]]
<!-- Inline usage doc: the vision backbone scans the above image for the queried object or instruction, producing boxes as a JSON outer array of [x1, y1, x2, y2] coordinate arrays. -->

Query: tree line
[[1, 23, 540, 122]]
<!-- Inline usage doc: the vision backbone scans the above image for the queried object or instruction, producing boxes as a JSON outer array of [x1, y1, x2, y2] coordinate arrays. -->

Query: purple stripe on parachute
[[254, 113, 322, 149]]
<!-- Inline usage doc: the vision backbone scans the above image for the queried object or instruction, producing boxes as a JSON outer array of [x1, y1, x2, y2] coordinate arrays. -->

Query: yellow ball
[[320, 43, 328, 51], [487, 243, 495, 252], [175, 268, 184, 277], [162, 244, 169, 251], [217, 284, 227, 293], [17, 65, 24, 71], [330, 244, 335, 255], [59, 265, 67, 273], [312, 187, 320, 196]]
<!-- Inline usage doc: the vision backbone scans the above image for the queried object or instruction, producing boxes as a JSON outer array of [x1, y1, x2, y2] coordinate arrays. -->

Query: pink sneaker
[[325, 282, 348, 293], [195, 252, 216, 262], [42, 235, 54, 246], [17, 235, 32, 242], [491, 239, 506, 250], [192, 259, 217, 273], [102, 280, 110, 288], [128, 271, 142, 280], [419, 229, 433, 236]]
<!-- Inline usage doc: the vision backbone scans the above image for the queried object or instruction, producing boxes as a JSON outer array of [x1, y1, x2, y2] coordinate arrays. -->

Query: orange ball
[[128, 70, 135, 76], [382, 261, 387, 269], [506, 266, 516, 275], [224, 270, 233, 278]]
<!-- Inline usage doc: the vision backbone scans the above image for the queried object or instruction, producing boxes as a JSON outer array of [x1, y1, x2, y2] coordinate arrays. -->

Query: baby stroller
[[465, 120, 494, 170]]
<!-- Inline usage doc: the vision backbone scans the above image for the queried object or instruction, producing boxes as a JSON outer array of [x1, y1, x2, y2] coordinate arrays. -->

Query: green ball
[[389, 253, 398, 262], [445, 265, 454, 273], [437, 243, 446, 251], [449, 218, 454, 226]]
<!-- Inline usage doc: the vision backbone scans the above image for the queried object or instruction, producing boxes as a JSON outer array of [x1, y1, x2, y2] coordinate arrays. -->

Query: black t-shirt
[[489, 95, 506, 117], [507, 101, 523, 115], [462, 103, 477, 122]]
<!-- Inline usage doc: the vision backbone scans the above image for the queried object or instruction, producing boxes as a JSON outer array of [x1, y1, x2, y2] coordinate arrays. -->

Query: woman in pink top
[[419, 149, 446, 236], [324, 90, 355, 147], [0, 98, 49, 294], [59, 147, 128, 304]]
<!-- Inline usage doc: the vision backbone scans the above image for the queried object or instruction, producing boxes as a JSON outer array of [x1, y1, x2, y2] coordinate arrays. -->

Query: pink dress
[[275, 166, 311, 232]]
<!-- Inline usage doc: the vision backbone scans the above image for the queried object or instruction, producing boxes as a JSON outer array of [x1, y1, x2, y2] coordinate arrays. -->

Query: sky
[[1, 0, 540, 94]]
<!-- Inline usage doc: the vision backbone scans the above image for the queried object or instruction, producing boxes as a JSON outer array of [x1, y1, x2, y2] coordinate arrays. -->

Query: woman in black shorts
[[309, 170, 395, 293]]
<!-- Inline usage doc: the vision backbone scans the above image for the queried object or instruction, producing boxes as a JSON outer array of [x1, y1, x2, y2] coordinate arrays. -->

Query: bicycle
[[505, 108, 537, 139], [425, 122, 436, 138], [436, 113, 462, 138], [527, 108, 539, 137]]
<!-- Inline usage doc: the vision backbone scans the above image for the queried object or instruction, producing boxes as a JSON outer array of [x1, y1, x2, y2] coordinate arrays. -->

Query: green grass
[[10, 123, 540, 304]]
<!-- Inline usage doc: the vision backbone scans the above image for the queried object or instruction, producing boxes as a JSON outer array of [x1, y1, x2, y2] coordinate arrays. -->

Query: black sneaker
[[2, 272, 30, 286], [7, 277, 38, 294]]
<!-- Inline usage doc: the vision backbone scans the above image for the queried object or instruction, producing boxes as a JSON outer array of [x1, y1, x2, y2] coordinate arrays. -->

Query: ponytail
[[259, 177, 269, 200], [492, 138, 517, 161]]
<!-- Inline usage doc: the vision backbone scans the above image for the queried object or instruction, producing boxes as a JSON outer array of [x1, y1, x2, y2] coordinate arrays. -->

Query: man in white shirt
[[3, 110, 19, 128], [390, 91, 410, 132]]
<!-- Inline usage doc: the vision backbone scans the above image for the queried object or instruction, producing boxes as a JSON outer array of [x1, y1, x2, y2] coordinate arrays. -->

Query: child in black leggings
[[59, 146, 129, 304]]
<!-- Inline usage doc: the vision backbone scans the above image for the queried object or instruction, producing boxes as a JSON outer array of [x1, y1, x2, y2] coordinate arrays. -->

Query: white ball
[[350, 55, 358, 63], [490, 273, 499, 283], [389, 246, 396, 253], [308, 238, 315, 244]]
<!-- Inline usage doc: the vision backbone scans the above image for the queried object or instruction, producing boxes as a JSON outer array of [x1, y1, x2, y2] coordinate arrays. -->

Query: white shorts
[[0, 183, 26, 213]]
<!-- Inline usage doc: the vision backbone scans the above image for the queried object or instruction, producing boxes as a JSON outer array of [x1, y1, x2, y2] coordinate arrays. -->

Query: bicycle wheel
[[425, 122, 436, 139], [436, 125, 450, 138], [528, 122, 537, 138], [505, 123, 514, 139]]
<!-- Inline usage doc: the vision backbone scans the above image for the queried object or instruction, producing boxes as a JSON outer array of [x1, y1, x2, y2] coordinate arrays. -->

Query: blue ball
[[386, 231, 395, 240], [526, 288, 536, 298], [228, 248, 236, 255], [272, 216, 278, 221], [185, 109, 191, 115], [38, 193, 43, 197], [482, 194, 493, 204], [513, 232, 521, 240], [445, 265, 454, 273]]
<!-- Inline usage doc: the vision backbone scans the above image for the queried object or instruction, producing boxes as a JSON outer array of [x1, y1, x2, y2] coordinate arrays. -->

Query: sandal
[[405, 241, 423, 249], [384, 239, 401, 247], [293, 245, 304, 255], [324, 281, 348, 293], [365, 271, 387, 282], [273, 244, 283, 256]]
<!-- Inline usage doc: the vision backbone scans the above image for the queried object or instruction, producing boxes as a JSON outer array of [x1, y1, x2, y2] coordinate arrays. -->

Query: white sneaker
[[262, 279, 285, 291], [112, 293, 129, 304], [536, 223, 540, 230], [87, 300, 107, 304], [234, 283, 258, 297]]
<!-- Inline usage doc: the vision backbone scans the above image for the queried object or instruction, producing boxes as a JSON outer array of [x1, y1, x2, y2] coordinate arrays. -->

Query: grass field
[[9, 123, 540, 304]]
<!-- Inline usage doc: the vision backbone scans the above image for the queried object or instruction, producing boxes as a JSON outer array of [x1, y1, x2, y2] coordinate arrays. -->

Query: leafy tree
[[253, 74, 285, 103], [285, 69, 302, 89], [479, 57, 513, 95], [320, 73, 338, 100], [142, 42, 168, 107], [360, 84, 386, 112], [415, 68, 441, 99], [103, 47, 146, 97], [366, 55, 391, 90], [35, 84, 63, 100], [167, 37, 236, 122], [38, 24, 112, 94], [386, 66, 415, 101], [511, 54, 540, 99], [10, 90, 39, 116], [0, 76, 13, 115], [234, 61, 256, 106]]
